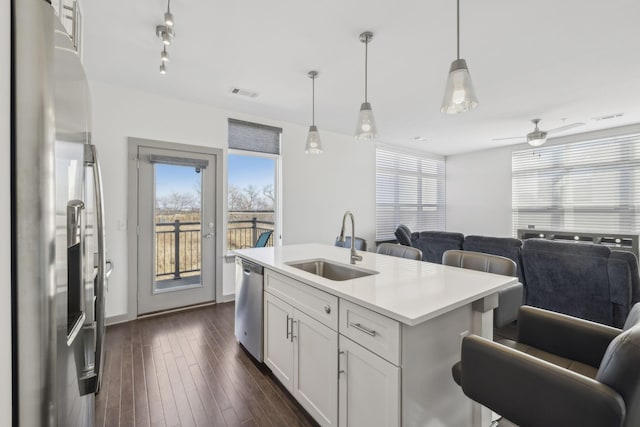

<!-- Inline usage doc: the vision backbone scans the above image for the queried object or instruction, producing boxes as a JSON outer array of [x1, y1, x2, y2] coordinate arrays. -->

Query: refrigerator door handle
[[106, 258, 114, 279], [83, 143, 108, 394]]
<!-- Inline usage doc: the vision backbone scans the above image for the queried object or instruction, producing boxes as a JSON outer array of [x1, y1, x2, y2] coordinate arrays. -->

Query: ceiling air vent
[[592, 113, 624, 121], [230, 87, 259, 98]]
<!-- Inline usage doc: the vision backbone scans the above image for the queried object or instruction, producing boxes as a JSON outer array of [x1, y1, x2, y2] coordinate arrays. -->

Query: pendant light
[[355, 31, 378, 140], [441, 0, 478, 114], [305, 71, 323, 154], [161, 47, 169, 62]]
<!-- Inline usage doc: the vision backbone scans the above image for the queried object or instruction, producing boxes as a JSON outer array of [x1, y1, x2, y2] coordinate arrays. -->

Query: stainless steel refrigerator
[[13, 0, 109, 425]]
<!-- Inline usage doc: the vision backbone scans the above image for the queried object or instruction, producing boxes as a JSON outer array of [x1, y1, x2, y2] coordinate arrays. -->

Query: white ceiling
[[81, 0, 640, 156]]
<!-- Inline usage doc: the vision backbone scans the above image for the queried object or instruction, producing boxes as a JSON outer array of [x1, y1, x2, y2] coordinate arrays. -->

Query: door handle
[[203, 233, 214, 238]]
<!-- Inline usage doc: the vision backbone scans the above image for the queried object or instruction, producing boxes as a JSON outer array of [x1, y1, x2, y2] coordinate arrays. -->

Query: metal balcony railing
[[155, 214, 274, 279]]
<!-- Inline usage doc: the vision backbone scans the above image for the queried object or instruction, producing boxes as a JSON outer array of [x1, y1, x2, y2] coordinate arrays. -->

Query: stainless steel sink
[[286, 259, 378, 281]]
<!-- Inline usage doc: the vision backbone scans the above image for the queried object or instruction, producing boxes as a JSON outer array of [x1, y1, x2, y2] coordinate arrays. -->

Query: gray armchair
[[453, 304, 640, 427], [443, 250, 524, 327]]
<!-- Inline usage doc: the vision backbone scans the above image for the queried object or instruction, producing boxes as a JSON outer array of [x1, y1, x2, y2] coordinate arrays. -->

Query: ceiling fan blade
[[547, 122, 585, 135], [492, 136, 525, 142]]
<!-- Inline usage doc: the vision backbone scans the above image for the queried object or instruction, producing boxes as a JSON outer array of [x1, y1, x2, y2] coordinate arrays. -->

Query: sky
[[228, 154, 275, 190], [155, 154, 275, 199]]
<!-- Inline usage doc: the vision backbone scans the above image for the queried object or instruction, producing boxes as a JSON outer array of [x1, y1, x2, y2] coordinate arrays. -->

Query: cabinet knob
[[324, 305, 331, 314]]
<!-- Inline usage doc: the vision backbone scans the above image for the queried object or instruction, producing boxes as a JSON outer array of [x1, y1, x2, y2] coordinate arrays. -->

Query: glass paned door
[[137, 146, 216, 315]]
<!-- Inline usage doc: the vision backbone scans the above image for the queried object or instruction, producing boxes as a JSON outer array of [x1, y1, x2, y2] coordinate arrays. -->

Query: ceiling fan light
[[355, 102, 377, 140], [527, 130, 547, 147], [305, 125, 323, 154], [441, 59, 478, 114]]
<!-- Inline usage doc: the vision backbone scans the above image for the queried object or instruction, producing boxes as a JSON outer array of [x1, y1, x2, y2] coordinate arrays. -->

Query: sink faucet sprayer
[[338, 211, 363, 264]]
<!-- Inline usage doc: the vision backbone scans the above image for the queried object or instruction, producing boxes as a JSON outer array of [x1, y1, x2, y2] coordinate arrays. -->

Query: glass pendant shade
[[441, 59, 478, 114], [305, 125, 323, 154], [355, 102, 377, 140]]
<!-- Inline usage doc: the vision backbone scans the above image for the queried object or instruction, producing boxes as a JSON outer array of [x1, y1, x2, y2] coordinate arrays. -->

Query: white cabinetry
[[338, 335, 400, 427], [264, 270, 338, 427], [338, 299, 401, 427]]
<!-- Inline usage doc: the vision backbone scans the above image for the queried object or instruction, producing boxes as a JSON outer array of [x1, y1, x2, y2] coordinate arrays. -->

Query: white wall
[[89, 81, 376, 319], [445, 145, 514, 237], [1, 0, 11, 418]]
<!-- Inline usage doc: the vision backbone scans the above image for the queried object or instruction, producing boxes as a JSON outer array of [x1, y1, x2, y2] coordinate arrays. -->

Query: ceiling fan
[[493, 119, 585, 147]]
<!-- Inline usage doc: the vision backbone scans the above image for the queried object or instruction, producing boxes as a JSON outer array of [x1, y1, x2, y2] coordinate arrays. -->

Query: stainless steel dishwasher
[[235, 257, 264, 362]]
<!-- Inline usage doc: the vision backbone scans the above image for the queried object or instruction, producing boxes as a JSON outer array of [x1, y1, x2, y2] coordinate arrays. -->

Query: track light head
[[164, 12, 174, 27], [156, 25, 174, 45]]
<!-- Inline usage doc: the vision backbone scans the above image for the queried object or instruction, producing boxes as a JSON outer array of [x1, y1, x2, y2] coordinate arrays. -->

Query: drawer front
[[265, 269, 338, 330], [339, 299, 401, 365]]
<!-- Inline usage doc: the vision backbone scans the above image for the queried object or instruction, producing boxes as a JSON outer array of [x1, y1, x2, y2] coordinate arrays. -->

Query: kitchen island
[[234, 243, 518, 427]]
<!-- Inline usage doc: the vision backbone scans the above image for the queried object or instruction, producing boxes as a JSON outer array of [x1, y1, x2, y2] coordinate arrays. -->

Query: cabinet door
[[339, 335, 400, 427], [293, 309, 338, 427], [264, 292, 294, 391]]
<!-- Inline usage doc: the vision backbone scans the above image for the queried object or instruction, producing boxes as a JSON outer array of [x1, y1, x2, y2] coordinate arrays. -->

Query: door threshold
[[137, 301, 219, 319]]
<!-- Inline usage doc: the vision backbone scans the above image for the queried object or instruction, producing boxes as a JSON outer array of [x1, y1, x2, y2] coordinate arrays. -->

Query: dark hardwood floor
[[95, 302, 318, 427]]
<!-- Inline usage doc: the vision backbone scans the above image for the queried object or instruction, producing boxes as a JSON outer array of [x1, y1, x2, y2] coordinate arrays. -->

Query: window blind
[[376, 146, 446, 241], [512, 133, 640, 236], [228, 118, 282, 155]]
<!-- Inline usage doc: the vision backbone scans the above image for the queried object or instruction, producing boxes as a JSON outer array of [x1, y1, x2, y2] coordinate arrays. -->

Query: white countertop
[[233, 243, 518, 326]]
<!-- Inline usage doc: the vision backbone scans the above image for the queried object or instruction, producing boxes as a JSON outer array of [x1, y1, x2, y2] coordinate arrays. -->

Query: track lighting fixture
[[305, 71, 323, 154], [156, 0, 175, 74], [355, 31, 378, 140]]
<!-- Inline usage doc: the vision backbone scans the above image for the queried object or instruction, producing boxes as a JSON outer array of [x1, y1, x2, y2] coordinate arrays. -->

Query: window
[[227, 119, 281, 250], [375, 146, 446, 241], [512, 133, 640, 235]]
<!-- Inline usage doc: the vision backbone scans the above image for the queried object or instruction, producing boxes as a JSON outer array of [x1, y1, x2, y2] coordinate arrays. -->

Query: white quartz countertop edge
[[233, 243, 519, 326]]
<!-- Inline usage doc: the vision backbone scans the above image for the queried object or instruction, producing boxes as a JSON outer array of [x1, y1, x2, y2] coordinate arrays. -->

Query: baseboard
[[106, 296, 234, 325], [106, 312, 135, 326], [220, 293, 235, 303]]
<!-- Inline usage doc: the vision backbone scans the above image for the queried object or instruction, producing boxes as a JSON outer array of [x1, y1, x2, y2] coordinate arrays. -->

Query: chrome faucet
[[338, 211, 363, 264]]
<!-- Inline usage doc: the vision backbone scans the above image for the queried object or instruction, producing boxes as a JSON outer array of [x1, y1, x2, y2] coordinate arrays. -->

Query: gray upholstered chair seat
[[376, 243, 422, 260], [496, 339, 599, 379]]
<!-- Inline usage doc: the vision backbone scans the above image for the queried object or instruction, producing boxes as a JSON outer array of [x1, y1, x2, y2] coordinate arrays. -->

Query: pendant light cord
[[456, 0, 460, 60], [364, 36, 369, 102], [312, 75, 315, 126], [167, 0, 171, 13]]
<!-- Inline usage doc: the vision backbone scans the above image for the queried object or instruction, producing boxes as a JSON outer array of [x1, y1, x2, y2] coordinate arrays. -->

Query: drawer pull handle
[[286, 315, 292, 340], [324, 305, 331, 314], [349, 322, 377, 337]]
